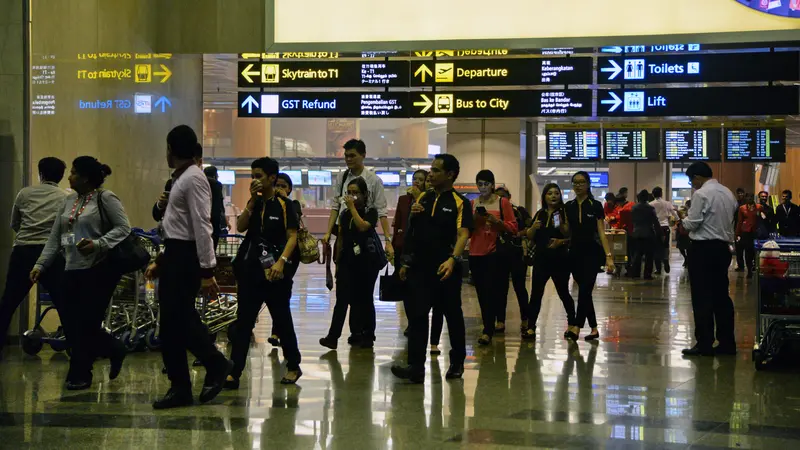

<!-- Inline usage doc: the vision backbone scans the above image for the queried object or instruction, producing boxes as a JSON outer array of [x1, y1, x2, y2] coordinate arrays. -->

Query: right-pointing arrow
[[413, 94, 433, 114], [600, 60, 622, 80], [600, 92, 623, 112], [241, 95, 259, 114]]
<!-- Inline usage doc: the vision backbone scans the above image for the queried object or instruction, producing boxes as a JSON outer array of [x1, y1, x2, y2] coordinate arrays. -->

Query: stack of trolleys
[[753, 238, 800, 370], [106, 229, 162, 352], [196, 234, 244, 340]]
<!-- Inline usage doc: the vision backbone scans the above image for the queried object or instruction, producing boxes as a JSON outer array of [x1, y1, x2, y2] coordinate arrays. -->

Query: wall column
[[447, 119, 528, 206]]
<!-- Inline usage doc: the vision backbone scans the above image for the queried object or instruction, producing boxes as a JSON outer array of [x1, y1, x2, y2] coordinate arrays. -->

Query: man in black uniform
[[226, 157, 302, 386], [393, 154, 473, 383]]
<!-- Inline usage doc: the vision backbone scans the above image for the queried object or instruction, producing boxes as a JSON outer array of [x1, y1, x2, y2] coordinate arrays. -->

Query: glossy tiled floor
[[2, 252, 800, 449]]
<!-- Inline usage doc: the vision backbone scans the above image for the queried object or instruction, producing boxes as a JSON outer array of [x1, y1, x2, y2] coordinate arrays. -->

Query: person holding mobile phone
[[31, 156, 131, 391], [524, 183, 574, 340], [468, 170, 517, 346]]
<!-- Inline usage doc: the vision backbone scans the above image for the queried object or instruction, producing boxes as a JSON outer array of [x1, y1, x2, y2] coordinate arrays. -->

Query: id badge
[[61, 233, 76, 246], [353, 244, 361, 256], [259, 251, 276, 269]]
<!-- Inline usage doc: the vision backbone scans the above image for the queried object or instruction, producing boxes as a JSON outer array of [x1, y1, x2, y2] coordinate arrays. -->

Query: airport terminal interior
[[3, 0, 800, 448]]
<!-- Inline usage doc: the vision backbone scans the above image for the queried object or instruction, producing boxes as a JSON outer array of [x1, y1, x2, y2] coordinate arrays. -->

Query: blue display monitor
[[282, 170, 303, 186], [218, 170, 236, 185], [588, 171, 609, 188], [672, 173, 692, 189], [308, 170, 332, 186], [376, 171, 401, 186]]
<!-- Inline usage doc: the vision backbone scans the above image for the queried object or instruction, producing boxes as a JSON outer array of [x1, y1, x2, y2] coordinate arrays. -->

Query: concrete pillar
[[447, 119, 528, 205], [608, 162, 669, 199], [0, 0, 26, 343]]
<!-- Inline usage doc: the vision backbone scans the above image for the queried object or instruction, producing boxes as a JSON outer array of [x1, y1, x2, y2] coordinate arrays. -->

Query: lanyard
[[68, 191, 94, 230], [785, 204, 791, 215]]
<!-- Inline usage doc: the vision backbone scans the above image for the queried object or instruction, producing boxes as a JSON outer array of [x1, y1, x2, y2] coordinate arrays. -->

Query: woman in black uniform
[[524, 183, 575, 340], [320, 177, 382, 349], [564, 171, 616, 341]]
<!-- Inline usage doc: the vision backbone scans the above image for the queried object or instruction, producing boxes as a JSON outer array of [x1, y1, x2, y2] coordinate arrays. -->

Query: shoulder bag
[[97, 190, 151, 275], [495, 197, 516, 257]]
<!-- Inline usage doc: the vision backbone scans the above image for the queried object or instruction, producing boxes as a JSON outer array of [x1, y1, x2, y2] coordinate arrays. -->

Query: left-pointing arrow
[[413, 94, 433, 114], [600, 60, 622, 80], [241, 63, 260, 84], [600, 92, 622, 112], [154, 64, 172, 83], [241, 95, 259, 114]]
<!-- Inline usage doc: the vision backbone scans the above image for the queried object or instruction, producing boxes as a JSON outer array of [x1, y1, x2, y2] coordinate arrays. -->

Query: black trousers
[[469, 253, 506, 336], [632, 237, 655, 278], [689, 240, 736, 349], [159, 240, 227, 389], [328, 260, 378, 340], [60, 264, 122, 382], [571, 252, 599, 329], [406, 263, 466, 369], [736, 232, 756, 271], [654, 226, 671, 272], [529, 258, 575, 327], [430, 307, 444, 346], [0, 245, 64, 349], [231, 267, 300, 377], [498, 251, 529, 323]]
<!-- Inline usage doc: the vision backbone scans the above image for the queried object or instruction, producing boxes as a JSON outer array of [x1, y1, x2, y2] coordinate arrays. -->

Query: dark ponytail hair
[[73, 156, 112, 188], [347, 177, 371, 209], [571, 171, 594, 200]]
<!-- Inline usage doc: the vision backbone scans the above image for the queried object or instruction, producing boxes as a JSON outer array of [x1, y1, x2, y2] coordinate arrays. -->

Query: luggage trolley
[[195, 234, 243, 338], [752, 238, 800, 370], [21, 280, 69, 356], [605, 229, 628, 277]]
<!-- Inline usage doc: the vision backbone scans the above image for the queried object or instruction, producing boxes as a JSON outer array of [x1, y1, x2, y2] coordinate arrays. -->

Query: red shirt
[[391, 194, 414, 252], [618, 202, 634, 233], [469, 197, 518, 256], [604, 202, 622, 229], [737, 204, 763, 235]]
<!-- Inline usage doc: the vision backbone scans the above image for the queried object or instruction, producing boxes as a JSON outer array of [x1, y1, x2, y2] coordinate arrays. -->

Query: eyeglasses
[[572, 180, 587, 186]]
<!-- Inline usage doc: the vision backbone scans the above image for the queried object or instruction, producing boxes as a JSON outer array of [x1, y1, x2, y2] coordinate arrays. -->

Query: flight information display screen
[[603, 129, 661, 161], [725, 127, 786, 162], [546, 129, 601, 161], [662, 128, 722, 161]]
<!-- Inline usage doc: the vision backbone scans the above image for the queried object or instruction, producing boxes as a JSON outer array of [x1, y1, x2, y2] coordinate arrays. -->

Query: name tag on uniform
[[61, 233, 76, 246]]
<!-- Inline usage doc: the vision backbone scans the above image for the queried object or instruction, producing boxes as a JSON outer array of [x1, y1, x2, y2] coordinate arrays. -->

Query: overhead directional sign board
[[598, 86, 799, 117], [238, 61, 410, 88], [597, 52, 799, 84], [410, 58, 592, 87], [238, 92, 409, 118], [409, 90, 592, 118]]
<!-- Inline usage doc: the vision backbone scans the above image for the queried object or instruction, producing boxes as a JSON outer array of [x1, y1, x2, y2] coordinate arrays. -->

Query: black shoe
[[199, 359, 233, 404], [403, 327, 409, 337], [223, 377, 240, 390], [280, 368, 303, 385], [66, 380, 91, 391], [445, 363, 464, 379], [584, 332, 600, 342], [682, 345, 714, 357], [391, 365, 424, 384], [360, 337, 375, 349], [192, 359, 203, 367], [109, 344, 126, 380], [664, 261, 671, 273], [153, 387, 194, 410], [735, 267, 745, 272], [347, 334, 362, 345], [522, 328, 536, 340], [715, 345, 738, 356], [319, 337, 338, 350], [683, 261, 688, 267], [565, 331, 579, 341], [477, 334, 491, 346], [267, 335, 281, 347]]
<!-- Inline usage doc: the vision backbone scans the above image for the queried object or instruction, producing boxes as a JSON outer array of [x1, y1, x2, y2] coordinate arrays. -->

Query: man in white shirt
[[0, 158, 68, 355], [680, 162, 738, 357], [650, 187, 679, 274], [146, 125, 232, 409]]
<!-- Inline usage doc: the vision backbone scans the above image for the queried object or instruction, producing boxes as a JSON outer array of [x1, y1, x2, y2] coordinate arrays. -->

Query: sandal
[[280, 368, 303, 385]]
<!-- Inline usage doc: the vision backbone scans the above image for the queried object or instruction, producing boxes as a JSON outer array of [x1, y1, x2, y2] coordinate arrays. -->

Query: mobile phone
[[553, 211, 561, 227], [476, 206, 487, 215]]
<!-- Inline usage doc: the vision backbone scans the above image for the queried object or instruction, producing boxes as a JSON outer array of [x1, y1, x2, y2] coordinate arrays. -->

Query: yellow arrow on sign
[[414, 64, 433, 83], [414, 94, 433, 114], [414, 51, 433, 57], [241, 63, 260, 83], [154, 64, 172, 83]]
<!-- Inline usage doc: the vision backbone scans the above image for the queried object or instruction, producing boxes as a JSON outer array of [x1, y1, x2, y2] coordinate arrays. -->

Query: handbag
[[297, 218, 321, 264], [379, 266, 407, 302], [97, 190, 150, 275], [365, 229, 388, 271]]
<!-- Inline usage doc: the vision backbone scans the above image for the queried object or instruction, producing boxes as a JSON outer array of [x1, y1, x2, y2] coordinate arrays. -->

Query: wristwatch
[[280, 255, 290, 263], [450, 255, 463, 264]]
